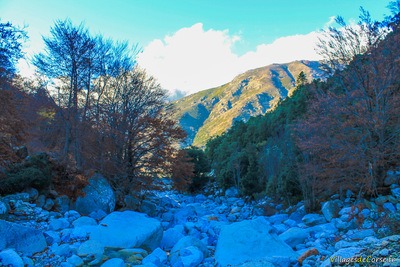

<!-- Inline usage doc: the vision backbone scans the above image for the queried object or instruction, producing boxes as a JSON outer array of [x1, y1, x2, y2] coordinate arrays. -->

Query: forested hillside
[[206, 9, 400, 210], [173, 60, 322, 147]]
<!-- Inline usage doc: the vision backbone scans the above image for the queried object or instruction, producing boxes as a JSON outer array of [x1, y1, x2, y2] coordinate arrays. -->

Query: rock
[[36, 195, 46, 208], [124, 195, 140, 210], [0, 201, 7, 216], [100, 258, 125, 267], [172, 246, 204, 267], [49, 218, 70, 231], [67, 255, 84, 266], [195, 194, 207, 202], [43, 198, 55, 211], [215, 217, 297, 267], [55, 195, 70, 213], [22, 256, 34, 267], [24, 188, 39, 202], [225, 187, 239, 197], [334, 240, 358, 250], [160, 226, 185, 250], [321, 247, 362, 267], [375, 196, 389, 206], [379, 248, 389, 256], [236, 260, 275, 267], [0, 249, 24, 267], [140, 200, 157, 217], [321, 200, 342, 222], [392, 188, 400, 198], [44, 231, 61, 245], [89, 209, 107, 221], [142, 247, 168, 266], [174, 205, 197, 225], [279, 227, 310, 248], [77, 240, 104, 256], [90, 211, 162, 250], [283, 219, 297, 228], [383, 202, 396, 212], [302, 214, 326, 226], [2, 193, 30, 210], [0, 220, 47, 255], [384, 172, 400, 186], [170, 236, 207, 267], [52, 243, 73, 257], [72, 216, 97, 227], [75, 173, 116, 215], [348, 229, 375, 241], [289, 205, 306, 223], [268, 214, 289, 225]]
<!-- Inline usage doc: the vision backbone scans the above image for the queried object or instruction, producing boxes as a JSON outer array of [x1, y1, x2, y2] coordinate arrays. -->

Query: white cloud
[[137, 23, 240, 95], [137, 23, 323, 96]]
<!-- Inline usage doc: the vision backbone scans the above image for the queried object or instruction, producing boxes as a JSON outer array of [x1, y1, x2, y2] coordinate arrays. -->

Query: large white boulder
[[75, 173, 116, 215], [215, 217, 297, 267], [0, 220, 47, 255], [90, 211, 162, 251]]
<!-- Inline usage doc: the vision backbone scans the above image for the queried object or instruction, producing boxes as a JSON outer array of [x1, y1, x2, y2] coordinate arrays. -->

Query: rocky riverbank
[[1, 175, 400, 267]]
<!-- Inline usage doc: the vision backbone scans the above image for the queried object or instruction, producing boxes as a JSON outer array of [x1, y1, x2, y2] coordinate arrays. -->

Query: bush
[[0, 153, 52, 194], [1, 167, 50, 194]]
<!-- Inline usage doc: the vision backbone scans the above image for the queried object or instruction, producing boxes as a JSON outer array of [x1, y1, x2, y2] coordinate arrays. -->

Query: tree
[[185, 146, 211, 192], [296, 10, 400, 209], [32, 20, 186, 195], [0, 20, 26, 78], [33, 19, 97, 168]]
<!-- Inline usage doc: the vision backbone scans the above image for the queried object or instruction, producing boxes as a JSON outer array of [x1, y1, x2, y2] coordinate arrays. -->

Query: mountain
[[172, 60, 323, 147]]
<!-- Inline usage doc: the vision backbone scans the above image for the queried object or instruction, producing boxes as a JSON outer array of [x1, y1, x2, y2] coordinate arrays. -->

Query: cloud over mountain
[[137, 23, 323, 95]]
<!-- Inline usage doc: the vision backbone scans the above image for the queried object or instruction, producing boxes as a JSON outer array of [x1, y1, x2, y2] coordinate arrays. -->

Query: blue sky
[[0, 0, 393, 94]]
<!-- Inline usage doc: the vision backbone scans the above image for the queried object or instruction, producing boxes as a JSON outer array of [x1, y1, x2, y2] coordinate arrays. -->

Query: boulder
[[0, 249, 24, 267], [43, 198, 54, 211], [49, 218, 70, 231], [72, 216, 97, 227], [279, 227, 310, 248], [36, 195, 46, 208], [101, 258, 125, 267], [77, 240, 104, 257], [142, 247, 168, 266], [225, 187, 239, 197], [139, 200, 157, 217], [23, 188, 39, 202], [67, 255, 84, 266], [215, 217, 297, 267], [392, 188, 400, 199], [172, 246, 204, 267], [0, 220, 47, 255], [90, 211, 162, 251], [55, 195, 70, 213], [170, 236, 208, 266], [75, 173, 116, 215], [160, 226, 185, 250], [384, 171, 400, 186], [124, 195, 141, 210], [321, 200, 342, 222], [302, 214, 326, 226]]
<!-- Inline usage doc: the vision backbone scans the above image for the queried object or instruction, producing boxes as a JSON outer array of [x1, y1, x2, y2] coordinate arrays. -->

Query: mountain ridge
[[173, 60, 323, 147]]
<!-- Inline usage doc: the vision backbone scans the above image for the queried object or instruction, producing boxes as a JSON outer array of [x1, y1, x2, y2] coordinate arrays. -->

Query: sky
[[0, 0, 393, 96]]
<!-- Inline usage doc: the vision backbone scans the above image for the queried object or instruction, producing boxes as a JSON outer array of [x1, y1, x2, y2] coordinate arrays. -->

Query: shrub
[[0, 153, 52, 194]]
